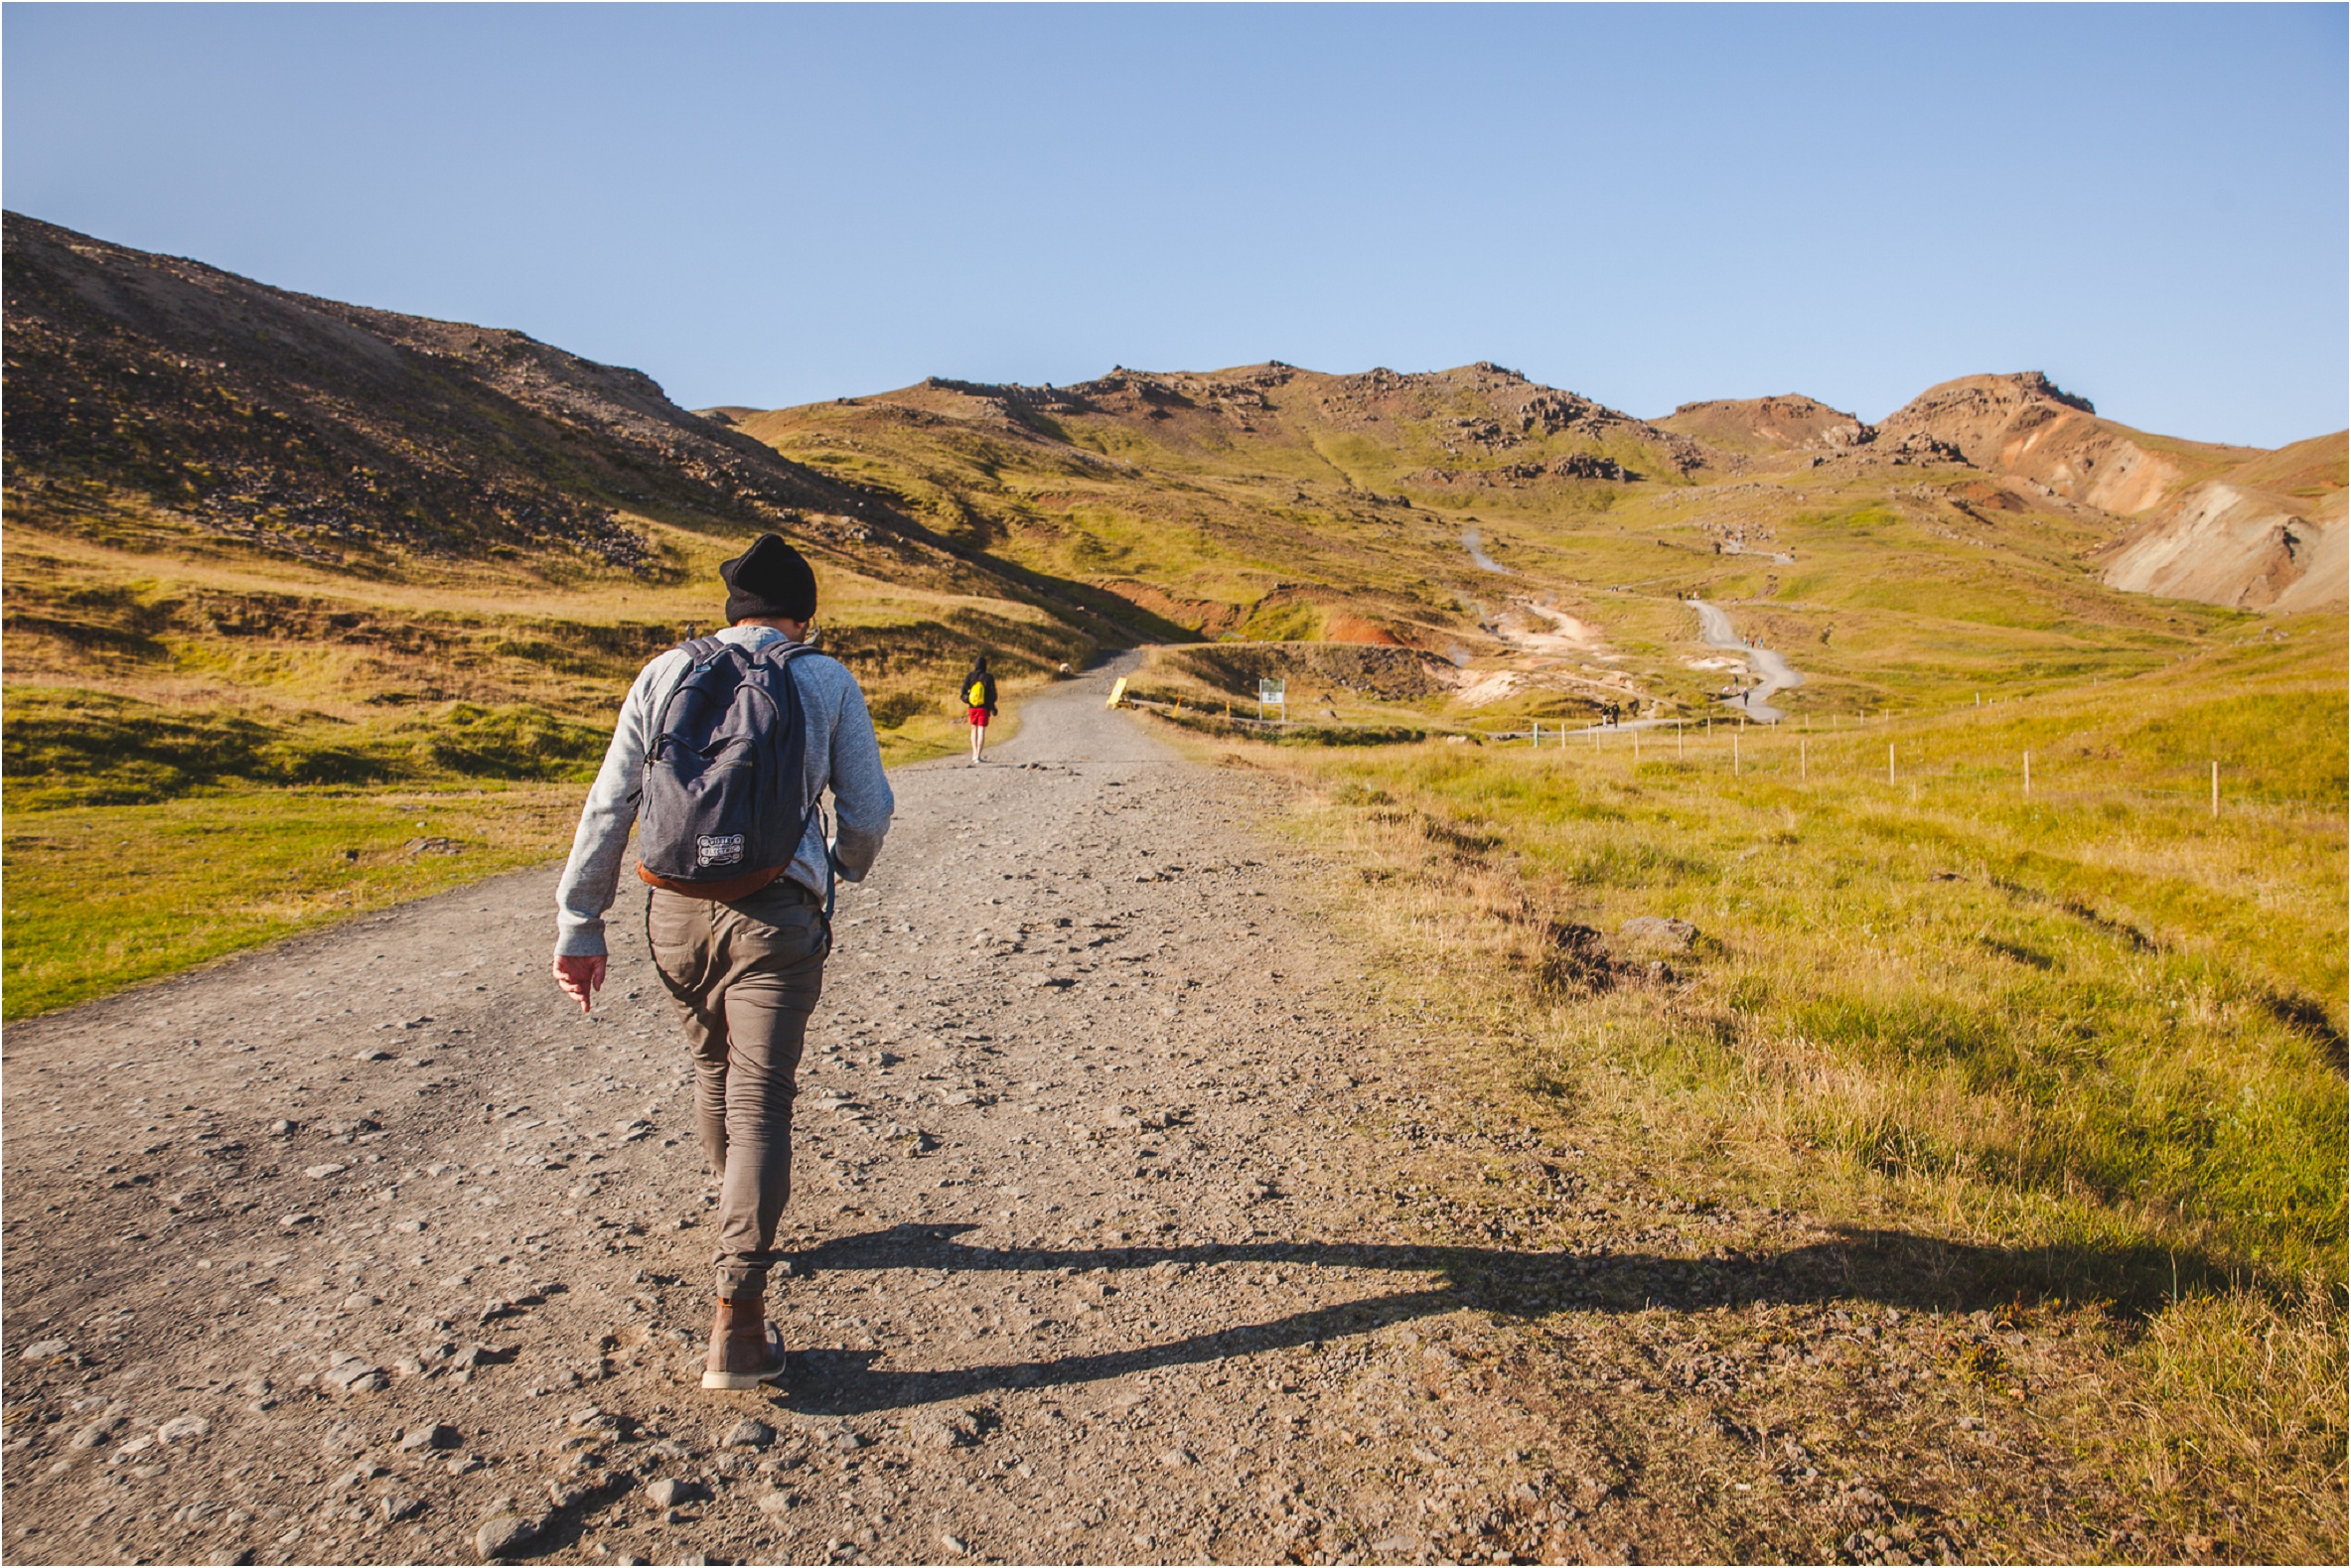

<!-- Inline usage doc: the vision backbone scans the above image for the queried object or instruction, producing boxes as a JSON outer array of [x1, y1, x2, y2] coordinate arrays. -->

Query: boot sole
[[701, 1325, 789, 1390], [700, 1365, 786, 1390]]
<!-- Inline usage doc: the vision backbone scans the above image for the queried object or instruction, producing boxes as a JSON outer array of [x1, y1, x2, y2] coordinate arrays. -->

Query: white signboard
[[1257, 678, 1286, 721]]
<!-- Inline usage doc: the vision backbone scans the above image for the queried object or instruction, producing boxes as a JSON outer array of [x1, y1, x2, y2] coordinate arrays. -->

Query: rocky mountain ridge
[[7, 212, 2337, 618], [828, 359, 1714, 490]]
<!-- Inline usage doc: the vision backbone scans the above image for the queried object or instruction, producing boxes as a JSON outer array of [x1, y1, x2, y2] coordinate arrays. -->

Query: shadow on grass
[[769, 1221, 2226, 1418]]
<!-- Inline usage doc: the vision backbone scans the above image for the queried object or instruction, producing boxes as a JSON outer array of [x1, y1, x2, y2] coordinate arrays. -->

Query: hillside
[[2, 211, 881, 568], [4, 212, 2337, 1012], [1871, 371, 2348, 611], [1655, 392, 1873, 457], [2095, 432, 2349, 614], [1, 214, 1185, 818], [732, 360, 2289, 731]]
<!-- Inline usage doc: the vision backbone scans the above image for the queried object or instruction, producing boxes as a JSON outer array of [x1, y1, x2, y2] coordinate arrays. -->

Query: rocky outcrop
[[1166, 641, 1453, 702], [1658, 393, 1874, 455], [1875, 371, 2250, 516]]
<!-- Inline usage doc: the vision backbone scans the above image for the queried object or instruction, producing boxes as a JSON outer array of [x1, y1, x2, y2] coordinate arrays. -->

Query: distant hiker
[[961, 654, 998, 764], [550, 532, 894, 1391]]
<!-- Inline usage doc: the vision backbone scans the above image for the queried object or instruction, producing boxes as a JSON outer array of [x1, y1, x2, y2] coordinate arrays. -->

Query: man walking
[[551, 533, 894, 1390], [960, 652, 998, 764]]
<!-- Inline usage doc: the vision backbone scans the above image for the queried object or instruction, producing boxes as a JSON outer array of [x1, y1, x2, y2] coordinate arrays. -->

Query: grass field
[[1174, 626, 2346, 1555], [1, 785, 583, 1017], [0, 498, 1071, 1018]]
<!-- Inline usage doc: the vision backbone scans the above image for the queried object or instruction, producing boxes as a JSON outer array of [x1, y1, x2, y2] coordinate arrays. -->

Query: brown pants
[[646, 879, 828, 1297]]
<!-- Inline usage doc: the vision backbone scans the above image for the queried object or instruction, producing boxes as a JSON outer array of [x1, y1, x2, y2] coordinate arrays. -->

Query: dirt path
[[3, 668, 2102, 1568], [1690, 600, 1804, 723], [0, 669, 1531, 1567]]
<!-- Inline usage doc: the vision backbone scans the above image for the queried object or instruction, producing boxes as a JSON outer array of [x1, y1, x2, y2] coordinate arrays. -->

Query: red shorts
[[968, 706, 990, 727]]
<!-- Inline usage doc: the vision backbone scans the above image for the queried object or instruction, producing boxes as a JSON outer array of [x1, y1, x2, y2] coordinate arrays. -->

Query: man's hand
[[552, 953, 607, 1014]]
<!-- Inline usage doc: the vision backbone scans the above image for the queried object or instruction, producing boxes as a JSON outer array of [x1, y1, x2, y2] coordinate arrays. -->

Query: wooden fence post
[[2211, 761, 2219, 818], [1887, 743, 1895, 784]]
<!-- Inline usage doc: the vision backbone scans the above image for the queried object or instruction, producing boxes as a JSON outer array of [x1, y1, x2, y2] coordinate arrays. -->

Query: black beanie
[[720, 533, 817, 623]]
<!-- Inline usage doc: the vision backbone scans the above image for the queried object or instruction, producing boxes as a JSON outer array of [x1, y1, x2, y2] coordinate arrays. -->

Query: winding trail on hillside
[[1691, 599, 1804, 723]]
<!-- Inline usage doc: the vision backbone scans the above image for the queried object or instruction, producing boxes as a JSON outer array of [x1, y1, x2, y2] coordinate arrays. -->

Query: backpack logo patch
[[695, 833, 746, 868]]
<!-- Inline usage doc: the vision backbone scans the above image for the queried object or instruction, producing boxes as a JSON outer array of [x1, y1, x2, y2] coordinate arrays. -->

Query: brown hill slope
[[1877, 371, 2344, 609], [766, 359, 1717, 494], [2097, 432, 2348, 613], [1, 211, 897, 570], [1, 214, 1157, 821], [1877, 370, 2251, 514]]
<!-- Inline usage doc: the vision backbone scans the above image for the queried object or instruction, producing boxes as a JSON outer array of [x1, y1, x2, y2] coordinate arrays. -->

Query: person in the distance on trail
[[961, 654, 998, 764], [550, 533, 894, 1391]]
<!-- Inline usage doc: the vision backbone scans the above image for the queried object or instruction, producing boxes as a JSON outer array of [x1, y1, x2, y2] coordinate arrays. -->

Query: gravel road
[[0, 663, 2084, 1567], [1690, 601, 1804, 723], [0, 664, 1579, 1566]]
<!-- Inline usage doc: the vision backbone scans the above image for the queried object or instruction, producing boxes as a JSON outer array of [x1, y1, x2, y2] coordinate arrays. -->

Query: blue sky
[[6, 3, 2344, 446]]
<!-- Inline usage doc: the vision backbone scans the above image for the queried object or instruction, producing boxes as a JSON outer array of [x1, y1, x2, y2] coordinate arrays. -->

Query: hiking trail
[[4, 666, 2087, 1567], [1690, 600, 1805, 723]]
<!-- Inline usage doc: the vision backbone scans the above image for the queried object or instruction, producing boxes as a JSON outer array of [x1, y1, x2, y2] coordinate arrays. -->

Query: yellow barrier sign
[[1105, 676, 1129, 709]]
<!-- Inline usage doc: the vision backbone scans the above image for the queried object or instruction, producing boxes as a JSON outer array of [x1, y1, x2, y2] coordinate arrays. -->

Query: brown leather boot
[[701, 1293, 787, 1390]]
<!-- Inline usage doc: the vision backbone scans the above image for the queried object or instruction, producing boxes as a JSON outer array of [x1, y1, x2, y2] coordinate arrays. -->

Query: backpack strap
[[753, 642, 833, 914]]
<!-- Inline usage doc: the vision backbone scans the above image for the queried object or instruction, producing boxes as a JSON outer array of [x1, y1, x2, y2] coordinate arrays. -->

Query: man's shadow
[[770, 1222, 2221, 1418]]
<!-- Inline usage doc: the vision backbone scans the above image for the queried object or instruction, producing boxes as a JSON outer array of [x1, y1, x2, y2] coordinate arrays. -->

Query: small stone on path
[[474, 1512, 536, 1560], [323, 1360, 386, 1393], [719, 1417, 773, 1448]]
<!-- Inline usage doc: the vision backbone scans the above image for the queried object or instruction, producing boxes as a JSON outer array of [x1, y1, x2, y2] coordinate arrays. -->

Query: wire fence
[[1128, 696, 2341, 818]]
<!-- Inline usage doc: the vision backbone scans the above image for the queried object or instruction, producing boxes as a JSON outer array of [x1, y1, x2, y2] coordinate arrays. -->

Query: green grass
[[1269, 643, 2346, 1280], [3, 687, 610, 808], [0, 499, 1077, 1017], [1, 785, 584, 1018], [1185, 632, 2346, 1553]]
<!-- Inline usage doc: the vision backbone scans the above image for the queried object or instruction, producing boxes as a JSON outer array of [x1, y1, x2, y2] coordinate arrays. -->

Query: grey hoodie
[[554, 625, 895, 958]]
